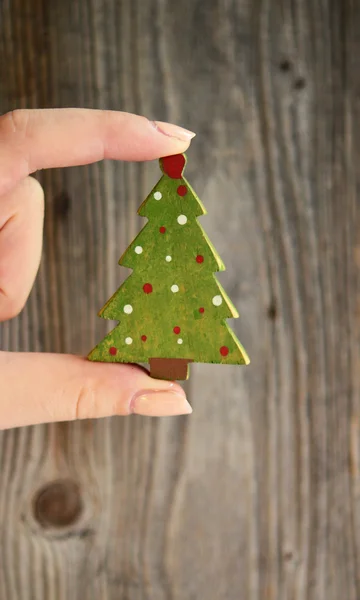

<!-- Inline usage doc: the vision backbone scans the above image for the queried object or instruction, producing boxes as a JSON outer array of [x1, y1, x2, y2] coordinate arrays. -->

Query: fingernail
[[130, 390, 192, 417], [150, 120, 196, 142]]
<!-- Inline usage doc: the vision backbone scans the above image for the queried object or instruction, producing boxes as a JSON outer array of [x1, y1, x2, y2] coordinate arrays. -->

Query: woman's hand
[[0, 109, 195, 428]]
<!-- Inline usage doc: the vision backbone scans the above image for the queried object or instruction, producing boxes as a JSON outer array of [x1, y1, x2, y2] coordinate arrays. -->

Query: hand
[[0, 109, 195, 428]]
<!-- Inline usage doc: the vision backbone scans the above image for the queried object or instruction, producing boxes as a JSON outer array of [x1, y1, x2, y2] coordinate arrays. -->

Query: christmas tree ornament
[[88, 153, 250, 381]]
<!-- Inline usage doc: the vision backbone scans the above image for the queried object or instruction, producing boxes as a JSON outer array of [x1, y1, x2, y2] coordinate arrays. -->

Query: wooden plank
[[0, 0, 359, 599]]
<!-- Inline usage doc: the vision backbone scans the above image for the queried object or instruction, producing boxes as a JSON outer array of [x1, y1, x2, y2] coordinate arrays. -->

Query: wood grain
[[0, 0, 359, 599]]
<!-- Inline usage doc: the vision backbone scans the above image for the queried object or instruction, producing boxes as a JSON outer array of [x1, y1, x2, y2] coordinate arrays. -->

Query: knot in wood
[[33, 479, 83, 529], [53, 190, 71, 220]]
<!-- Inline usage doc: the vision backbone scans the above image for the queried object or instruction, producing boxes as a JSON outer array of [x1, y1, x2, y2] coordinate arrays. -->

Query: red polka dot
[[109, 347, 117, 356], [177, 185, 188, 196], [159, 226, 166, 234], [220, 346, 229, 357], [141, 335, 147, 342], [196, 255, 204, 264], [143, 283, 153, 294], [173, 326, 181, 334], [199, 307, 205, 314]]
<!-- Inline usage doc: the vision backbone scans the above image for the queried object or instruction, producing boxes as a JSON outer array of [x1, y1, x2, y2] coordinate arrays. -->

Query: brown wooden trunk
[[149, 358, 192, 381]]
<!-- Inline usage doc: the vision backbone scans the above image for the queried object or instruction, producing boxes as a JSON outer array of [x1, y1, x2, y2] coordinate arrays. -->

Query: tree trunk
[[149, 358, 193, 381]]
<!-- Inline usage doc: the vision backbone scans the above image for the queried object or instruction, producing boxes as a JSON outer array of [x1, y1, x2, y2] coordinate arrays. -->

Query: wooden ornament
[[88, 153, 250, 381]]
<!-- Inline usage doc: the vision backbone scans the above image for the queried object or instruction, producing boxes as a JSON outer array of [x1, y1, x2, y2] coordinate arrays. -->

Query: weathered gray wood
[[0, 0, 359, 599]]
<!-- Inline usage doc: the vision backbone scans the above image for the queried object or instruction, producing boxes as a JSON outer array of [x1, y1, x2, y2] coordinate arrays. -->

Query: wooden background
[[0, 0, 359, 598]]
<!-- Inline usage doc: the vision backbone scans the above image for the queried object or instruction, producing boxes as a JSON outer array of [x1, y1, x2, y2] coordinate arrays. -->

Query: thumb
[[0, 352, 192, 429]]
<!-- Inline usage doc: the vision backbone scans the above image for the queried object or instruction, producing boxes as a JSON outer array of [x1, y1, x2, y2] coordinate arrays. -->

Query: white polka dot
[[165, 255, 172, 262], [171, 284, 179, 293], [123, 304, 133, 314], [125, 337, 133, 345], [177, 214, 187, 225], [212, 295, 223, 306], [154, 191, 162, 200], [177, 338, 183, 345], [135, 246, 143, 254]]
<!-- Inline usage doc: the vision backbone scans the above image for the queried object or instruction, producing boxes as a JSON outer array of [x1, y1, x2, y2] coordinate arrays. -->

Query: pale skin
[[0, 108, 196, 429]]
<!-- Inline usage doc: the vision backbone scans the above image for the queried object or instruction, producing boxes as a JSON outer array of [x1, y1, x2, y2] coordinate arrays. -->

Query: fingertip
[[83, 360, 190, 418], [130, 390, 192, 417], [149, 120, 196, 143], [103, 113, 196, 161]]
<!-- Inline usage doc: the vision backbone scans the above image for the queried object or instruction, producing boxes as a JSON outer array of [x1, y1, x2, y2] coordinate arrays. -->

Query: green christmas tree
[[88, 153, 249, 380]]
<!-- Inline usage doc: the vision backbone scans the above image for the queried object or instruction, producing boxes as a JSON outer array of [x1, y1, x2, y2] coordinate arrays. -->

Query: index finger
[[0, 109, 195, 196]]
